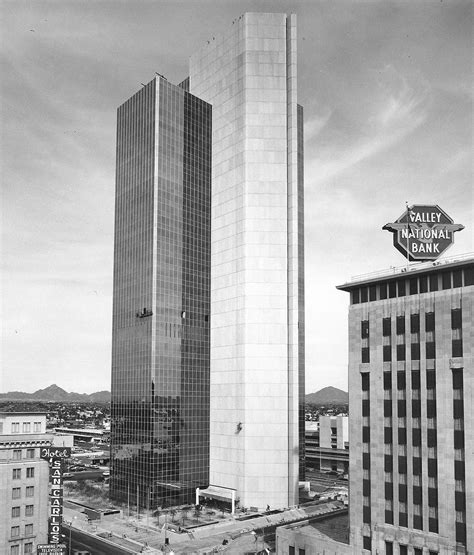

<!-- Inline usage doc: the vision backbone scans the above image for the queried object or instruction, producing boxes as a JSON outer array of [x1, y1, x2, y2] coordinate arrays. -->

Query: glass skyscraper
[[110, 77, 211, 508], [111, 12, 305, 513]]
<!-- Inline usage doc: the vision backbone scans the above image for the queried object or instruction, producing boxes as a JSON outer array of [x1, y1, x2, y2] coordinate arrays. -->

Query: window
[[452, 338, 463, 357], [411, 343, 420, 360], [352, 290, 360, 304], [420, 275, 428, 293], [465, 266, 474, 285], [385, 541, 393, 555], [362, 426, 370, 443], [442, 271, 451, 289], [24, 545, 34, 555], [453, 270, 463, 288], [22, 422, 31, 433], [409, 277, 418, 294], [400, 545, 408, 555], [12, 487, 21, 499], [25, 523, 33, 536], [426, 370, 436, 389], [361, 287, 368, 303], [11, 422, 20, 433], [453, 369, 463, 390], [26, 467, 34, 478], [396, 315, 405, 335], [362, 452, 370, 469], [383, 345, 392, 362], [25, 504, 34, 516], [12, 468, 21, 480], [426, 341, 436, 359], [11, 526, 20, 538], [33, 422, 41, 432], [396, 344, 406, 361], [389, 281, 397, 298], [383, 372, 391, 390], [12, 449, 21, 460], [26, 486, 34, 497], [410, 313, 420, 333], [298, 550, 306, 555], [362, 348, 370, 363], [26, 448, 35, 459], [11, 506, 20, 518], [289, 547, 295, 555], [11, 547, 19, 555], [361, 373, 369, 391], [363, 536, 371, 551], [429, 274, 438, 291], [369, 285, 376, 301], [398, 280, 406, 296], [425, 311, 435, 332], [451, 308, 462, 329]]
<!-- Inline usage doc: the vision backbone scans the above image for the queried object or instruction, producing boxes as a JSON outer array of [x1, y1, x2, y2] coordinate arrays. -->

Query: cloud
[[304, 107, 332, 142], [306, 66, 431, 188]]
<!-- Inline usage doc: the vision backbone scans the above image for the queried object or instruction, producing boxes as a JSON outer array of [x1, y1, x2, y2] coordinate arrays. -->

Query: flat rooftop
[[337, 252, 473, 291], [0, 411, 48, 416]]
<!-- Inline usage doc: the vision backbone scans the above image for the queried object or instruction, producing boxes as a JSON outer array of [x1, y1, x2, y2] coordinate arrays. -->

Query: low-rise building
[[276, 513, 352, 555], [0, 412, 52, 554], [306, 416, 349, 474]]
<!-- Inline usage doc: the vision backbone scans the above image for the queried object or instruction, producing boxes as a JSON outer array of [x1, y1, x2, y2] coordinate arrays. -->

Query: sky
[[1, 0, 472, 394]]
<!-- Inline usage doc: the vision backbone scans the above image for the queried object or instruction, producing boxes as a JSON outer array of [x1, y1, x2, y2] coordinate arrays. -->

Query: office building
[[337, 255, 473, 554], [189, 12, 305, 510], [110, 77, 212, 508], [0, 412, 51, 554]]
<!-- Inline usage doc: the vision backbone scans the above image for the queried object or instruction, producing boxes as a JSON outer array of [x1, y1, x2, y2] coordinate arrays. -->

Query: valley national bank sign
[[383, 204, 464, 261]]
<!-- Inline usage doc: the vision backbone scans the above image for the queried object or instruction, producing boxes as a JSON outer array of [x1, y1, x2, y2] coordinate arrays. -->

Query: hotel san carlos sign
[[383, 204, 464, 262], [40, 447, 71, 554]]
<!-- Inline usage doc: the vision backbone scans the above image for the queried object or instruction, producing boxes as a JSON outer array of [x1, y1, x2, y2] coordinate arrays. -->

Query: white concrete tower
[[189, 12, 304, 510]]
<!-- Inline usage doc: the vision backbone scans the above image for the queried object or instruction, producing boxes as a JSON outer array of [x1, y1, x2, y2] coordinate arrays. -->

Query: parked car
[[63, 472, 74, 479]]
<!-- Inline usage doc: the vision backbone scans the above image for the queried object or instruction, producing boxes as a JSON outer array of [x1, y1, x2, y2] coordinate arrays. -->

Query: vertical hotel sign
[[40, 447, 71, 550]]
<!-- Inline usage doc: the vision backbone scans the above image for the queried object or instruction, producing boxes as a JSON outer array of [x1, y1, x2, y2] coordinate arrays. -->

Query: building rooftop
[[337, 252, 474, 291], [0, 411, 48, 416]]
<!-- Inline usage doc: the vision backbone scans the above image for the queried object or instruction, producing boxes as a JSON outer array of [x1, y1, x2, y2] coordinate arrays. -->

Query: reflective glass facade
[[111, 77, 211, 508]]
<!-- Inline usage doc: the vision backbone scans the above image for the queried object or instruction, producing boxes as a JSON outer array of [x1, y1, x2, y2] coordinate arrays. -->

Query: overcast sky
[[1, 0, 472, 394]]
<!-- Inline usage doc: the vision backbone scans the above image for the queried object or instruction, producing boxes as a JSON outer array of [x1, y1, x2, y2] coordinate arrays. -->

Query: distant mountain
[[0, 384, 111, 403], [305, 386, 348, 405]]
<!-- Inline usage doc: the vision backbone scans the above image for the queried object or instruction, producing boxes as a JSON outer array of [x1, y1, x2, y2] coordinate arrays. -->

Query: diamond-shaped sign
[[383, 205, 464, 261]]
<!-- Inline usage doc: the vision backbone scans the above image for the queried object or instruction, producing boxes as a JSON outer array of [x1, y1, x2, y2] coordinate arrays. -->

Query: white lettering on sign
[[401, 228, 450, 240], [409, 212, 442, 223], [411, 243, 440, 253]]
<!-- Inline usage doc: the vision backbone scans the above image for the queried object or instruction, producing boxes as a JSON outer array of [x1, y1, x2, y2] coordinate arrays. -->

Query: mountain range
[[1, 383, 347, 405], [305, 386, 348, 405], [0, 384, 111, 403]]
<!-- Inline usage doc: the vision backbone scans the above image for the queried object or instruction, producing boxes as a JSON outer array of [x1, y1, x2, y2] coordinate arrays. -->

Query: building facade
[[0, 412, 51, 554], [189, 11, 305, 510], [306, 416, 349, 474], [337, 256, 473, 554], [110, 77, 212, 508]]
